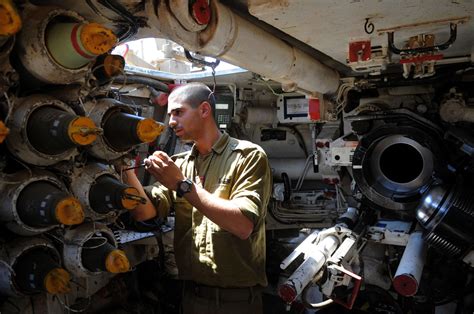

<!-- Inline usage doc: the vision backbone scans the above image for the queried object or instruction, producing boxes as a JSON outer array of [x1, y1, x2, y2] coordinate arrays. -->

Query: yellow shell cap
[[0, 0, 22, 36], [103, 54, 125, 77], [105, 249, 130, 273], [136, 118, 164, 143], [80, 23, 117, 56], [55, 196, 85, 225], [44, 268, 71, 295], [68, 116, 99, 146], [0, 120, 9, 143], [121, 187, 141, 210]]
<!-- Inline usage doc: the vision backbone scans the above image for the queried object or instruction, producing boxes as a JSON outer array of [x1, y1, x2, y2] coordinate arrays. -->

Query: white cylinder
[[278, 235, 339, 303], [199, 2, 340, 94], [393, 231, 427, 296], [155, 1, 340, 95]]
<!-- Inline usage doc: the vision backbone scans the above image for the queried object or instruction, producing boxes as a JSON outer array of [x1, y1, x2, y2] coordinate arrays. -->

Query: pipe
[[393, 231, 427, 297], [154, 1, 340, 95], [440, 98, 474, 123], [114, 75, 170, 92]]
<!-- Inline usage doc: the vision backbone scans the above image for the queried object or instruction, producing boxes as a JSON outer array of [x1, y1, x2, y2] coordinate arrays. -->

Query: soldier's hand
[[144, 151, 184, 191]]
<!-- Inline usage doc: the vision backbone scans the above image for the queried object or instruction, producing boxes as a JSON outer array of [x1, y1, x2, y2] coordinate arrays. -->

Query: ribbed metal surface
[[425, 232, 462, 257], [451, 187, 474, 219]]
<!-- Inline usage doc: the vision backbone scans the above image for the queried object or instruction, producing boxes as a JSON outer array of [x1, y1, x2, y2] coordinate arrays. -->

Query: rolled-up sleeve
[[229, 149, 272, 227], [144, 183, 173, 218]]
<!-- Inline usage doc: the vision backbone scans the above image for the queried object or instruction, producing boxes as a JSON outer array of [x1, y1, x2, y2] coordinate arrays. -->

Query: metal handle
[[387, 23, 457, 55]]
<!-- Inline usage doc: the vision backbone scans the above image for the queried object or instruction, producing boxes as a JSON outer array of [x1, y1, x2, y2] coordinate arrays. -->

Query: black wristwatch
[[176, 178, 193, 197]]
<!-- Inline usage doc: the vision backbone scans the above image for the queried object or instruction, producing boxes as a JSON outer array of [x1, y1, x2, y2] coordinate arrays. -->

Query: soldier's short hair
[[169, 82, 216, 113]]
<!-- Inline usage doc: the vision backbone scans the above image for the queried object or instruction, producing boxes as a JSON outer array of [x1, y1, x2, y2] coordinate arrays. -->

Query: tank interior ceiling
[[246, 1, 473, 62]]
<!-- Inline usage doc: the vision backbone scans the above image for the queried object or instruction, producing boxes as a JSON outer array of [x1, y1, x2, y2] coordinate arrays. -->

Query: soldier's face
[[168, 101, 201, 141]]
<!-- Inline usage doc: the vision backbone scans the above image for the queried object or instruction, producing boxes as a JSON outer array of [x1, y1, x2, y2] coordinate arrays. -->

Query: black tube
[[13, 249, 60, 294], [103, 111, 144, 151], [81, 238, 116, 272], [16, 181, 66, 227], [27, 106, 76, 155], [89, 175, 129, 214], [114, 75, 169, 93]]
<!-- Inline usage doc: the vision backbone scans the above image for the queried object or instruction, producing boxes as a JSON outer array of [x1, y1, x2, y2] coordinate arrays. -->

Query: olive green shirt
[[144, 133, 271, 287]]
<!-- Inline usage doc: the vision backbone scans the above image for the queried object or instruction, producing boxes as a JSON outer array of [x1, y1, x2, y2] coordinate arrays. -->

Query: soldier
[[122, 82, 271, 314]]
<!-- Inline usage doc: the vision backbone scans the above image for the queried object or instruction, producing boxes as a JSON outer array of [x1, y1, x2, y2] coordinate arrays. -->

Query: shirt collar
[[190, 132, 229, 158]]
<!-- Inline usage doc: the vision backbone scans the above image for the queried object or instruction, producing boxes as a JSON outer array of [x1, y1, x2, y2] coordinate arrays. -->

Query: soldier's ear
[[199, 101, 212, 118]]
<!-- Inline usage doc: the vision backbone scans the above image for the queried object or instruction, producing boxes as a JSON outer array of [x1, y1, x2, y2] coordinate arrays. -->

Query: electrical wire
[[269, 198, 338, 224], [335, 82, 354, 115], [253, 75, 284, 96], [86, 0, 142, 42], [294, 154, 313, 191]]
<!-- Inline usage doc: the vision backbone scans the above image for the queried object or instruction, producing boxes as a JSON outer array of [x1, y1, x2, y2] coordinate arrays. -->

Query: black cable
[[114, 75, 170, 93], [96, 0, 144, 42], [281, 172, 291, 201]]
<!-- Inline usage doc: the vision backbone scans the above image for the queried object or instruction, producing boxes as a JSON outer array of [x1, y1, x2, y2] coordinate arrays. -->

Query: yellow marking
[[55, 196, 85, 225], [80, 23, 117, 55], [136, 118, 165, 143], [105, 249, 130, 273], [0, 0, 22, 36], [44, 268, 71, 294]]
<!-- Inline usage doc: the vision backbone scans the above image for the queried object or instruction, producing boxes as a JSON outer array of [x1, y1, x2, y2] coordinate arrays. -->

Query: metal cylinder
[[103, 111, 147, 150], [62, 223, 126, 277], [92, 54, 125, 82], [417, 184, 474, 258], [27, 107, 77, 155], [16, 181, 84, 227], [15, 7, 90, 84], [6, 94, 91, 166], [0, 238, 69, 296], [89, 174, 141, 214], [155, 0, 340, 95], [352, 126, 443, 211], [201, 1, 340, 94], [0, 170, 81, 235], [393, 231, 427, 296], [70, 163, 131, 220], [81, 238, 130, 274], [85, 98, 164, 160], [13, 248, 66, 294], [46, 22, 117, 69]]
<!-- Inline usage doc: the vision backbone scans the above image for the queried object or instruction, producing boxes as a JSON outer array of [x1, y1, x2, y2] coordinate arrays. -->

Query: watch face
[[177, 179, 192, 197], [179, 181, 190, 192]]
